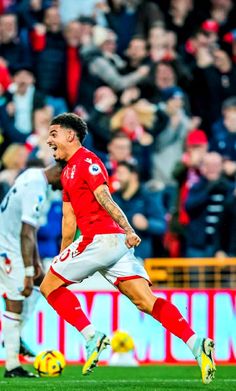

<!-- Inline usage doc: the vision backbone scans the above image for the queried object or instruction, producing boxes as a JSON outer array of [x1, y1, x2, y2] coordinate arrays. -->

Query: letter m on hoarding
[[118, 294, 166, 361], [215, 292, 236, 361]]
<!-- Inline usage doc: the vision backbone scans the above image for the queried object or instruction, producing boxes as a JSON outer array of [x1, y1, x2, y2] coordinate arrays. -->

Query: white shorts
[[50, 234, 150, 286], [0, 252, 25, 300]]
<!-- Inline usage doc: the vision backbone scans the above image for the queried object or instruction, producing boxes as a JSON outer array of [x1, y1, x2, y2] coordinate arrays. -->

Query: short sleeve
[[21, 187, 46, 227], [62, 188, 70, 202], [83, 157, 108, 192]]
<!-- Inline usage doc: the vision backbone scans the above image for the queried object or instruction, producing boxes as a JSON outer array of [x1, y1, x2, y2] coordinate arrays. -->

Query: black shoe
[[19, 338, 36, 358], [4, 366, 38, 378], [2, 338, 36, 358]]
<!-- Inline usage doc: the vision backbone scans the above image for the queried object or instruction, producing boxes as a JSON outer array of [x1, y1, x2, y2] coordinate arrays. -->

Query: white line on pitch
[[2, 379, 236, 384]]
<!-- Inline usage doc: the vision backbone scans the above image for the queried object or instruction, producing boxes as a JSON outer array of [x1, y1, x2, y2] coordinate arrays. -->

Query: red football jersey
[[61, 147, 124, 237]]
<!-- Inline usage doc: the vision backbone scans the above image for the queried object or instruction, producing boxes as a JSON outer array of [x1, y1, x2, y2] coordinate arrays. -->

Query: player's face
[[47, 125, 70, 162]]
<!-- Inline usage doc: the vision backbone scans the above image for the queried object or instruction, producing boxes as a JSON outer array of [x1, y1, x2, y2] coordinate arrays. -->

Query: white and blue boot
[[82, 331, 110, 375], [194, 337, 216, 384]]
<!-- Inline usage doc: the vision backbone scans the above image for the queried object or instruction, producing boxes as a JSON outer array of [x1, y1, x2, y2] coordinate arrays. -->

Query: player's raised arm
[[94, 184, 141, 248], [60, 201, 77, 252]]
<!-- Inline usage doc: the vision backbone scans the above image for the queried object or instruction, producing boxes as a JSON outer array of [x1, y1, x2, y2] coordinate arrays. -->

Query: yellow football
[[34, 350, 66, 377], [111, 330, 135, 353]]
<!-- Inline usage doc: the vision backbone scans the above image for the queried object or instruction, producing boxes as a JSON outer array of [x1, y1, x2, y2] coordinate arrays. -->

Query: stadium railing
[[144, 258, 236, 288]]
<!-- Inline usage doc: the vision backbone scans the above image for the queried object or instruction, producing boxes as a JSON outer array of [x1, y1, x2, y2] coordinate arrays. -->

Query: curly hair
[[50, 113, 88, 143]]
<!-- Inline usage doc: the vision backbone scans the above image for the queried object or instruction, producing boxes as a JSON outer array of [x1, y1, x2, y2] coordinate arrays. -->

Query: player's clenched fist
[[125, 231, 141, 248], [21, 277, 34, 297]]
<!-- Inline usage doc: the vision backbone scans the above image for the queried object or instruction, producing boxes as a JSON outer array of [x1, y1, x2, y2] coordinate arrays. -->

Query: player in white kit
[[0, 165, 61, 378]]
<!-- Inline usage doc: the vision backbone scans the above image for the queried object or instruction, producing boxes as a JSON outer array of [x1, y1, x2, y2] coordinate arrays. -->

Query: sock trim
[[3, 312, 21, 322], [81, 324, 96, 341]]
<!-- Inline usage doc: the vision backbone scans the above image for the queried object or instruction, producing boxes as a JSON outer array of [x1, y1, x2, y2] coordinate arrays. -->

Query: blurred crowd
[[1, 0, 236, 262]]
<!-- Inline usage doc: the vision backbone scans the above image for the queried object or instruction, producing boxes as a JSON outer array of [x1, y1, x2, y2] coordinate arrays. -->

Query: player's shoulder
[[16, 168, 46, 188], [80, 148, 106, 176], [81, 147, 101, 161], [18, 167, 43, 180], [81, 148, 104, 166]]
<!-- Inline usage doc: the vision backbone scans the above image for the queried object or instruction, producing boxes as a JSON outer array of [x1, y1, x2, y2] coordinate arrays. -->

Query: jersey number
[[0, 188, 17, 213]]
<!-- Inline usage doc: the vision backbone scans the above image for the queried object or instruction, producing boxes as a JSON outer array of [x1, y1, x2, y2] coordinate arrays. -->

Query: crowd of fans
[[1, 0, 236, 262]]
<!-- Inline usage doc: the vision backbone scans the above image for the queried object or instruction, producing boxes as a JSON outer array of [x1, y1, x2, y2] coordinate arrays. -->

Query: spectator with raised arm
[[87, 86, 118, 153], [151, 87, 190, 186], [122, 35, 149, 73], [79, 25, 149, 110]]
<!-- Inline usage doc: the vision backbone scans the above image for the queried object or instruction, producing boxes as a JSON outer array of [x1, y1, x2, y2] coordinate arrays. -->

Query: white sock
[[186, 334, 201, 357], [21, 287, 41, 332], [81, 325, 96, 341], [2, 311, 21, 371]]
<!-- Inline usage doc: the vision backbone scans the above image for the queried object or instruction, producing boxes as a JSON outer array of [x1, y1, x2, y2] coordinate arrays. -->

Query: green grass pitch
[[0, 365, 235, 391]]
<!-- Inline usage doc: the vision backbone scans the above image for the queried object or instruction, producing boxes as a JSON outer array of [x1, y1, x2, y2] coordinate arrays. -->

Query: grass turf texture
[[0, 365, 235, 391]]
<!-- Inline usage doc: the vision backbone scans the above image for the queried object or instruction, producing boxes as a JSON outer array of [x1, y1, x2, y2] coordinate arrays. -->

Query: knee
[[133, 298, 153, 314], [39, 270, 64, 299]]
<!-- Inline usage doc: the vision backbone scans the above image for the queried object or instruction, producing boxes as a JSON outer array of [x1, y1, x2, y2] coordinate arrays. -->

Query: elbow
[[109, 80, 125, 91]]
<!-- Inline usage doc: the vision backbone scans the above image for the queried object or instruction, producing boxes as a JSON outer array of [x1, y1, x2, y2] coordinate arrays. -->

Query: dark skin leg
[[4, 298, 23, 314]]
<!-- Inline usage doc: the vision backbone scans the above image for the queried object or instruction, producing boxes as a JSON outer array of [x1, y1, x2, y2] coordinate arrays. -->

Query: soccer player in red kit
[[40, 113, 215, 383]]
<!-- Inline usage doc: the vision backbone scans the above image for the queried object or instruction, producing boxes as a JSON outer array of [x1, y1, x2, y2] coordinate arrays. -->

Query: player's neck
[[66, 145, 82, 161]]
